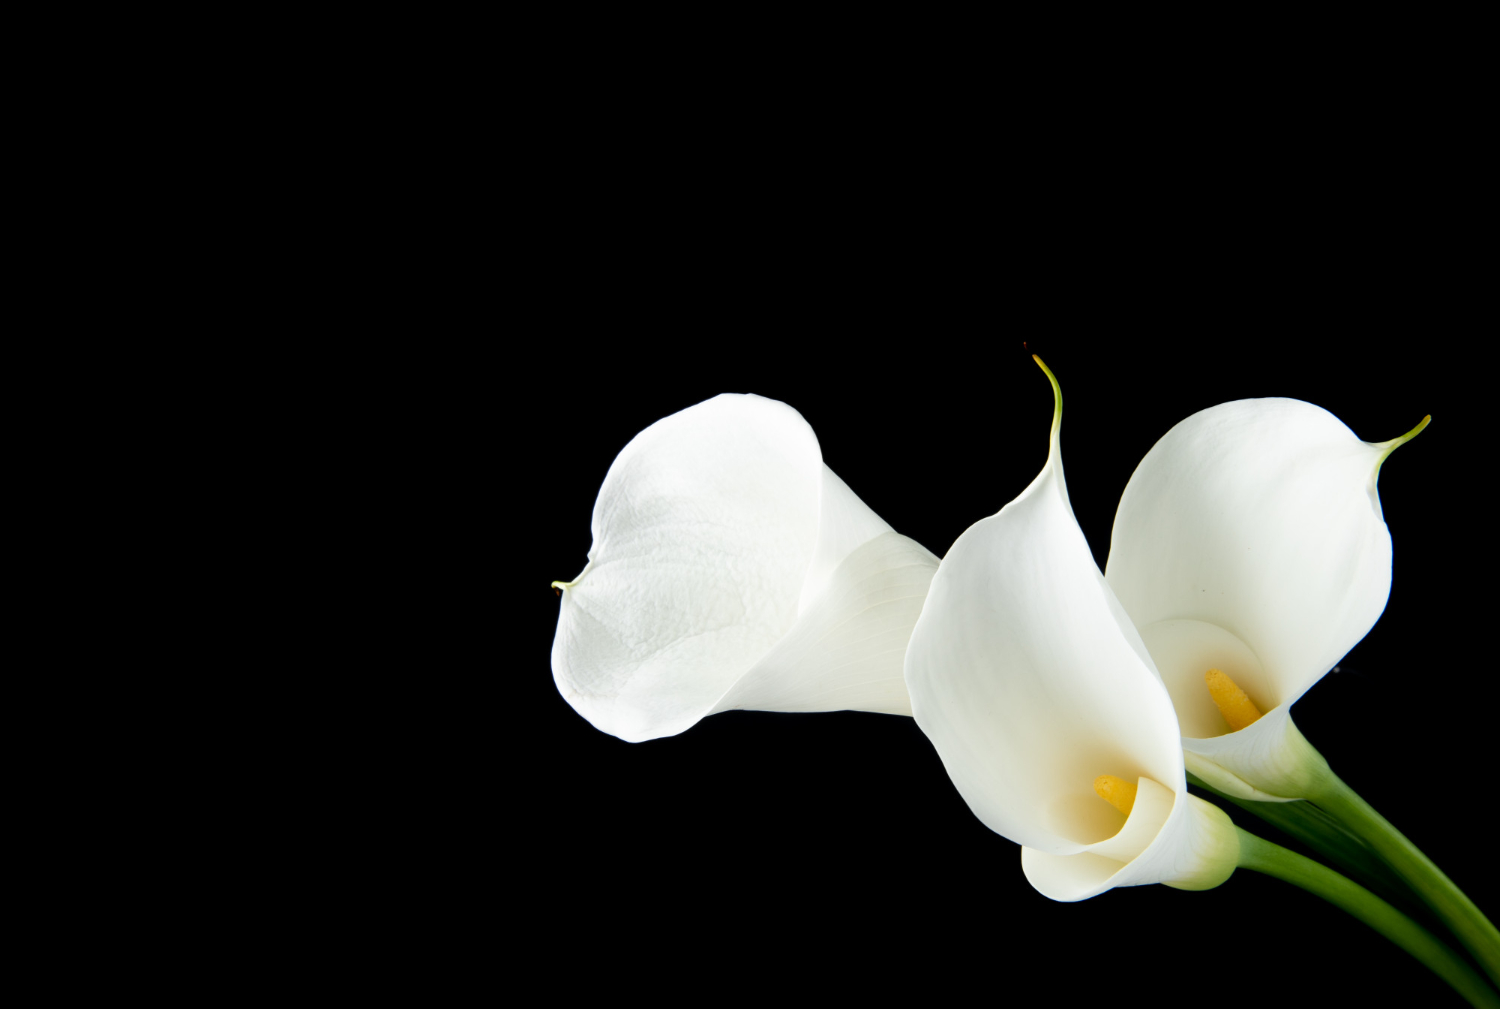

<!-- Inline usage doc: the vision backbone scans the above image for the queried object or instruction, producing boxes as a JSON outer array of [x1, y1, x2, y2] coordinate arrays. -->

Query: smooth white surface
[[905, 380, 1240, 900], [1107, 399, 1392, 792], [1108, 398, 1391, 718]]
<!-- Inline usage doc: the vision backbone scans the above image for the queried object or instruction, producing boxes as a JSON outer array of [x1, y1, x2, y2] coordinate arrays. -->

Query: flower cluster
[[551, 362, 1418, 896], [902, 359, 1416, 898]]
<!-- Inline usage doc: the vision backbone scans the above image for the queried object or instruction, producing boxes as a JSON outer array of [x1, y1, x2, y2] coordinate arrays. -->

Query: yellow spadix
[[1093, 774, 1138, 817], [1205, 668, 1263, 731]]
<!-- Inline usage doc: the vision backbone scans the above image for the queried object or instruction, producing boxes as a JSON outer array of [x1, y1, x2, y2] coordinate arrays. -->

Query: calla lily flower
[[903, 362, 1240, 901], [552, 393, 941, 743], [1104, 398, 1427, 800]]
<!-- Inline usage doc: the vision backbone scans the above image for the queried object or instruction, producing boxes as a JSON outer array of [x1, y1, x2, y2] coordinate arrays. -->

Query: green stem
[[1186, 771, 1428, 924], [1311, 773, 1500, 987], [1236, 828, 1500, 1008]]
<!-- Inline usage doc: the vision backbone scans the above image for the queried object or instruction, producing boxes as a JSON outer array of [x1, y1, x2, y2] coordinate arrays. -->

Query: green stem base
[[1311, 774, 1500, 987], [1236, 827, 1498, 1008], [1186, 769, 1421, 918]]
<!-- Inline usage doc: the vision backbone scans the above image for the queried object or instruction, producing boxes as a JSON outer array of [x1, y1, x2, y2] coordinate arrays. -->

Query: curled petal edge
[[1182, 707, 1334, 801], [715, 530, 939, 718], [1022, 788, 1240, 902]]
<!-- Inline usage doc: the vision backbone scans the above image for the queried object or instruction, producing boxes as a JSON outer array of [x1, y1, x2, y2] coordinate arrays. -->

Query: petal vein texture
[[553, 394, 938, 742]]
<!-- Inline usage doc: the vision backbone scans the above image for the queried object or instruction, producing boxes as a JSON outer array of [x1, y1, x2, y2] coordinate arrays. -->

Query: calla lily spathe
[[1105, 399, 1424, 801], [552, 393, 940, 743], [903, 368, 1240, 901]]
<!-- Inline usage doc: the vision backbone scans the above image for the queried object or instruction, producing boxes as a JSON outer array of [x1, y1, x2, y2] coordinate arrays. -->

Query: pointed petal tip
[[1031, 355, 1063, 442], [1381, 413, 1430, 453], [1373, 413, 1430, 479]]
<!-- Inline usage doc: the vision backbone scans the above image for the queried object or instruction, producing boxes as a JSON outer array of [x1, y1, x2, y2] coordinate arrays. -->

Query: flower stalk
[[1306, 773, 1500, 987], [1184, 770, 1425, 922], [1235, 827, 1499, 1008]]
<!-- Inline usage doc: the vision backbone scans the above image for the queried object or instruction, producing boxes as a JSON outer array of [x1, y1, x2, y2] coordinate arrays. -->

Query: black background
[[513, 203, 1486, 1003]]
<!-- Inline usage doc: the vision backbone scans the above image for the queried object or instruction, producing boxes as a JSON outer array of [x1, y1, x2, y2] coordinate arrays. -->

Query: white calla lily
[[1105, 398, 1427, 799], [904, 362, 1239, 901], [552, 393, 940, 743]]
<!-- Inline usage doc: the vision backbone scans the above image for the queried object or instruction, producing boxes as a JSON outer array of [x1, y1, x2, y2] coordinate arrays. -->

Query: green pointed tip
[[1032, 354, 1062, 442], [1375, 414, 1431, 471], [551, 579, 574, 592], [1391, 414, 1431, 449]]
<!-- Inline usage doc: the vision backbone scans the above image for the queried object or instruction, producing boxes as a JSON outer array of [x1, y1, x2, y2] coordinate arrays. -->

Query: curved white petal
[[552, 394, 822, 741], [1106, 399, 1394, 724], [716, 531, 939, 717], [553, 395, 935, 742], [798, 466, 895, 617], [903, 389, 1184, 857]]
